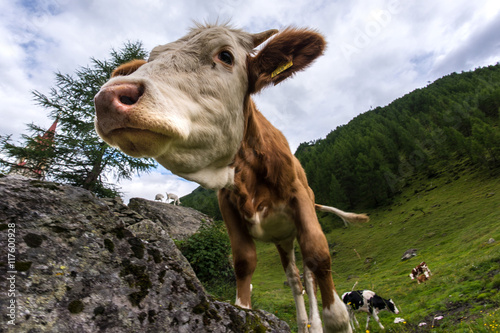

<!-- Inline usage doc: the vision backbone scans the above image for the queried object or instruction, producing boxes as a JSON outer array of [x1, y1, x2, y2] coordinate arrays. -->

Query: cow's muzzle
[[94, 82, 145, 134]]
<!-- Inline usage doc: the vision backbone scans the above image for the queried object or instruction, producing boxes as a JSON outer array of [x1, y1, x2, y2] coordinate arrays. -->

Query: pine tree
[[0, 41, 156, 197]]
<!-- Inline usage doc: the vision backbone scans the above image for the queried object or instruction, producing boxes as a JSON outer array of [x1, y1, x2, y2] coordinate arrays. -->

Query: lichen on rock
[[0, 176, 290, 332]]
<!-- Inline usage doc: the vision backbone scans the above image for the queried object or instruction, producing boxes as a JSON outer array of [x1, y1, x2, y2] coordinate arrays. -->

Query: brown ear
[[111, 59, 147, 77], [248, 28, 326, 94]]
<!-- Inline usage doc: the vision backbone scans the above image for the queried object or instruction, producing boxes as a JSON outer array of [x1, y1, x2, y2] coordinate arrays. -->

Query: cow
[[154, 193, 164, 202], [94, 23, 370, 333], [166, 192, 181, 205], [417, 274, 428, 284], [409, 261, 431, 282], [342, 290, 399, 331]]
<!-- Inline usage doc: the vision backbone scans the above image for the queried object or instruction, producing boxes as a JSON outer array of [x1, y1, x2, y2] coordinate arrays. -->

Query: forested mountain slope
[[296, 63, 500, 209], [181, 185, 223, 220], [182, 64, 500, 215]]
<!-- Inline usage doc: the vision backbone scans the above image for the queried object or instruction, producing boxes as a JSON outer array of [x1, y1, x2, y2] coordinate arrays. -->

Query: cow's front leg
[[365, 315, 371, 330], [229, 228, 256, 309], [293, 190, 352, 333], [233, 243, 256, 309], [346, 308, 359, 331], [348, 313, 355, 332], [219, 189, 256, 309], [352, 313, 360, 328], [371, 310, 385, 330], [303, 265, 322, 331], [276, 241, 310, 333]]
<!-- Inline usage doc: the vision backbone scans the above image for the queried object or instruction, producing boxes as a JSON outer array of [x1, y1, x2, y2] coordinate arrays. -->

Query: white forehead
[[149, 24, 254, 62]]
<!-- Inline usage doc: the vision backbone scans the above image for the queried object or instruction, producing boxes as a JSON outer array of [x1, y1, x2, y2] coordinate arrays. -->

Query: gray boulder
[[128, 197, 211, 241], [0, 175, 290, 332], [401, 248, 418, 261]]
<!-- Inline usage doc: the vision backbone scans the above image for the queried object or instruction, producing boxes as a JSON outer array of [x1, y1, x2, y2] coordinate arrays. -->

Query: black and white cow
[[342, 290, 399, 330], [409, 261, 431, 282]]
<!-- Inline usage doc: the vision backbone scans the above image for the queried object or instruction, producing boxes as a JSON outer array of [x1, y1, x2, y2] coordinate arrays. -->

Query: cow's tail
[[315, 204, 369, 227]]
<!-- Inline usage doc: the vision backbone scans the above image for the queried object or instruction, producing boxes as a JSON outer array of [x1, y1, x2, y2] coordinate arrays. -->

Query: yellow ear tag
[[271, 60, 293, 78]]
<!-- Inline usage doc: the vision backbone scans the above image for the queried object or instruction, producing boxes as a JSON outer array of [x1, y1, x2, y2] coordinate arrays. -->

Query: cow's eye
[[218, 51, 234, 66]]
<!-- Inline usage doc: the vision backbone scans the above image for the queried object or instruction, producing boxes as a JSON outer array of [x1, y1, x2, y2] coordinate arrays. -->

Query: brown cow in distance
[[94, 23, 369, 333], [410, 261, 432, 284]]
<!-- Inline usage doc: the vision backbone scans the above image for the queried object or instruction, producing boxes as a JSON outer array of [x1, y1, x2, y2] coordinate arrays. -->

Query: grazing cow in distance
[[166, 192, 181, 205], [94, 23, 371, 332], [410, 261, 432, 282], [342, 290, 399, 331], [154, 193, 164, 202], [417, 274, 428, 284]]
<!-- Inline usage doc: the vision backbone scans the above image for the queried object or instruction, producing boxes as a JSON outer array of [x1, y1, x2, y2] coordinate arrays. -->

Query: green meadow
[[209, 165, 499, 332]]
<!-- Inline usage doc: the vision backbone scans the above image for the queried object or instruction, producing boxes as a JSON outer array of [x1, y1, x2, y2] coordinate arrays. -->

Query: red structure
[[10, 118, 58, 179]]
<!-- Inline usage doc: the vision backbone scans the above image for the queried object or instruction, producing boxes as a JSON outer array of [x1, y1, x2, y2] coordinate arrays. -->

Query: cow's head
[[386, 299, 399, 314], [94, 23, 325, 189]]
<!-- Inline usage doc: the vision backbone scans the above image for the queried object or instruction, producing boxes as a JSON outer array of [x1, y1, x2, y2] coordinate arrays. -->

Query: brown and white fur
[[410, 261, 432, 283], [94, 23, 369, 332], [417, 274, 428, 284]]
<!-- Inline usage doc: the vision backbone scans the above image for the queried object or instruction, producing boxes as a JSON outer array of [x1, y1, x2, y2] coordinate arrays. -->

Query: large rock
[[401, 248, 418, 261], [128, 197, 211, 240], [0, 175, 290, 333]]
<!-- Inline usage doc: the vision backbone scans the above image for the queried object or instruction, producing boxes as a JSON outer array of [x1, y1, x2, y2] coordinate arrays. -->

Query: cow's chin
[[108, 128, 171, 158]]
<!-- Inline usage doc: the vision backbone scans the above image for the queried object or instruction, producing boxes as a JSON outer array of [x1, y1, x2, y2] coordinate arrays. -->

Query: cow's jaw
[[106, 128, 172, 158]]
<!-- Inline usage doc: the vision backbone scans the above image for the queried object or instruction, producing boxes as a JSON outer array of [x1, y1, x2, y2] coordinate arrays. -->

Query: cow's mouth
[[108, 127, 171, 158], [110, 127, 165, 136]]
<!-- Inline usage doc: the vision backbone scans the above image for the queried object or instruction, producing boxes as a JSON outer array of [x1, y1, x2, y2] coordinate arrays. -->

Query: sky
[[1, 0, 499, 203]]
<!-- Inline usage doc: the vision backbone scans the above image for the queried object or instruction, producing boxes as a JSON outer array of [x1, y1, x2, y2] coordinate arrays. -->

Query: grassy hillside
[[180, 186, 221, 220], [244, 164, 499, 332]]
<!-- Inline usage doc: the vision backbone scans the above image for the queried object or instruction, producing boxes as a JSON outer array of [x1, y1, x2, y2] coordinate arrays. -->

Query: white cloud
[[1, 0, 499, 200]]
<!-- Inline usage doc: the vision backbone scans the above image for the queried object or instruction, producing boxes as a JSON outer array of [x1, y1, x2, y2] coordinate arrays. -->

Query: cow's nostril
[[120, 95, 137, 105], [116, 83, 144, 106]]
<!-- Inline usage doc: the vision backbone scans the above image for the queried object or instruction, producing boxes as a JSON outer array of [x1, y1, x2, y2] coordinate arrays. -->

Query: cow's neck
[[177, 166, 235, 190], [227, 97, 297, 219], [240, 97, 296, 187]]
